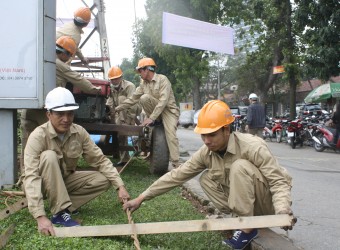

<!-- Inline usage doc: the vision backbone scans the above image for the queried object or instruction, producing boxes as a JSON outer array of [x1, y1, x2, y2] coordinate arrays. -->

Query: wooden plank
[[54, 214, 293, 238], [0, 224, 15, 248], [0, 198, 28, 220]]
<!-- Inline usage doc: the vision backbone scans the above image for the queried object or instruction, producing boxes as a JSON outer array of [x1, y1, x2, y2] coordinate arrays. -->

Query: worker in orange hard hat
[[115, 57, 181, 169], [19, 36, 100, 176], [56, 6, 92, 64], [123, 100, 296, 250], [106, 66, 141, 166]]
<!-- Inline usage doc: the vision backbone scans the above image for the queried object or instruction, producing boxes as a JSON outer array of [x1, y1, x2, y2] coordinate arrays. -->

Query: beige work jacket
[[117, 73, 179, 120], [56, 22, 85, 61], [142, 132, 292, 213], [22, 122, 124, 218], [56, 58, 98, 94], [106, 80, 136, 107]]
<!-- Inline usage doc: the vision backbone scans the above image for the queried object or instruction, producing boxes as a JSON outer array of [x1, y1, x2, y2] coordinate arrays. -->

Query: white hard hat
[[249, 93, 258, 100], [45, 87, 79, 111]]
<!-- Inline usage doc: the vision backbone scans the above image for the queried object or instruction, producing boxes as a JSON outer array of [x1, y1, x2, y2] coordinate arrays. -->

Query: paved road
[[177, 127, 340, 250]]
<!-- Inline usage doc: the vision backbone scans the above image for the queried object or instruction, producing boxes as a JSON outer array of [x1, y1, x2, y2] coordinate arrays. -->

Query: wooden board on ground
[[54, 214, 293, 238], [0, 224, 15, 248], [0, 198, 28, 220]]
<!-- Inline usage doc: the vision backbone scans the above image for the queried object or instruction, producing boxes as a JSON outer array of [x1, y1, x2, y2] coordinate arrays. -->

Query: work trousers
[[140, 94, 179, 165], [199, 159, 275, 216], [20, 109, 48, 174], [36, 150, 111, 214], [248, 127, 264, 138], [115, 96, 141, 162]]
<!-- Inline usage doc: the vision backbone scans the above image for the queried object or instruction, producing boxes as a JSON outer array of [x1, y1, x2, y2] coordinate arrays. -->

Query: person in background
[[245, 93, 266, 137], [20, 36, 100, 174], [56, 6, 91, 64], [21, 87, 130, 236], [331, 102, 340, 145], [115, 57, 180, 169], [106, 66, 141, 166], [123, 100, 296, 250]]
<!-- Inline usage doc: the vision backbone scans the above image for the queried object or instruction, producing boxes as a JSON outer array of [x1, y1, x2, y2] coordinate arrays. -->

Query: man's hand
[[123, 195, 144, 213], [141, 118, 154, 126], [82, 57, 89, 64], [37, 215, 55, 236], [115, 105, 122, 113], [245, 125, 249, 132], [95, 86, 102, 92], [117, 186, 130, 204], [277, 209, 297, 231]]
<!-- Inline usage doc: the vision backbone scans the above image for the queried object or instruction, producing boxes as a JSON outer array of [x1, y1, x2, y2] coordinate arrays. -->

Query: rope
[[123, 200, 141, 250]]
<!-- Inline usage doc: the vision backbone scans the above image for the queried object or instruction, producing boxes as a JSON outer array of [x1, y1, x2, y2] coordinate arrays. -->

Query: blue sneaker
[[222, 229, 258, 250], [51, 211, 80, 227]]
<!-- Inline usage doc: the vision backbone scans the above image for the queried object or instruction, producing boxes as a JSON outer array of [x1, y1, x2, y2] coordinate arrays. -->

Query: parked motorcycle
[[287, 119, 306, 149], [312, 124, 340, 152]]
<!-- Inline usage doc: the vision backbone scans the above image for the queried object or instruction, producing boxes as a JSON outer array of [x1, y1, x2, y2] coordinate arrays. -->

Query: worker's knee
[[230, 159, 256, 176], [40, 150, 59, 165], [140, 94, 152, 105]]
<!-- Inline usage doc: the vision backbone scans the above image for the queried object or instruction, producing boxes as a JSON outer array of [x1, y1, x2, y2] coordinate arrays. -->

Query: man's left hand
[[277, 209, 297, 231], [117, 186, 130, 204]]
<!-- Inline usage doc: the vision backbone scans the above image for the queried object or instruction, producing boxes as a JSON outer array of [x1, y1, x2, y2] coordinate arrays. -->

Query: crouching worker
[[20, 87, 130, 236], [123, 100, 296, 250]]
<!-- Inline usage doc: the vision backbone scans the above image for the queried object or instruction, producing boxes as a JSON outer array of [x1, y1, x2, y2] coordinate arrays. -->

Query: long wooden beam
[[54, 214, 293, 238]]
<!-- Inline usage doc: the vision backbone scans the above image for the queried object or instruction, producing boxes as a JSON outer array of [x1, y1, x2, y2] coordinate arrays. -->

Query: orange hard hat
[[74, 7, 91, 23], [194, 100, 235, 134], [136, 58, 157, 70], [108, 66, 123, 79], [56, 36, 77, 56]]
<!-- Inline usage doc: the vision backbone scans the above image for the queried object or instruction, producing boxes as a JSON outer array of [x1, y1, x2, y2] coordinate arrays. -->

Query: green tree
[[294, 0, 340, 81]]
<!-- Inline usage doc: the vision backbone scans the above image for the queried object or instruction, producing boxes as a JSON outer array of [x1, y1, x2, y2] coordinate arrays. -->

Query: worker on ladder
[[56, 7, 91, 65]]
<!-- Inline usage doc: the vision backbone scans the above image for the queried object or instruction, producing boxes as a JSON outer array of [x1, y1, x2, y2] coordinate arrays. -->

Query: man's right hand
[[123, 195, 144, 213], [37, 215, 55, 236]]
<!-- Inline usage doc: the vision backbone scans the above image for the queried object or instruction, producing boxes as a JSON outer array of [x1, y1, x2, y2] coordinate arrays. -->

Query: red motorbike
[[271, 118, 289, 143], [287, 119, 305, 149], [312, 124, 340, 152]]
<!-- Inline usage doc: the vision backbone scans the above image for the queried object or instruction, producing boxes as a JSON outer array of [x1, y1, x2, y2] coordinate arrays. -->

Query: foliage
[[1, 158, 226, 249], [294, 0, 340, 81]]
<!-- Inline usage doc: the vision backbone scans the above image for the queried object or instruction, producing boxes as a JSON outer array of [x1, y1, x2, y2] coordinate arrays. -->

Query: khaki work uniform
[[106, 80, 141, 162], [21, 122, 124, 219], [116, 73, 180, 166], [20, 58, 99, 173], [56, 22, 86, 63], [142, 132, 292, 216]]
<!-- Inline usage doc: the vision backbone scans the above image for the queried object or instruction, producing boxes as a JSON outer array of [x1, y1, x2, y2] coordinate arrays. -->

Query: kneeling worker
[[21, 87, 130, 236], [123, 100, 296, 249]]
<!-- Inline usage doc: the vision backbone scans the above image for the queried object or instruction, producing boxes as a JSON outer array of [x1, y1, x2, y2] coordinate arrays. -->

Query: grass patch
[[1, 158, 226, 249]]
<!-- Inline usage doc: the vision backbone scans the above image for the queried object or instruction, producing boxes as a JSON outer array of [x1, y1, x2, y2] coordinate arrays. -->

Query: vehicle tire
[[314, 133, 325, 152], [276, 130, 282, 143], [149, 125, 170, 175], [290, 136, 296, 149], [183, 124, 190, 128]]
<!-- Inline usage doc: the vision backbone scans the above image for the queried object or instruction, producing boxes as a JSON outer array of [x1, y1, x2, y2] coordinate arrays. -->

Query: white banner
[[162, 12, 234, 55]]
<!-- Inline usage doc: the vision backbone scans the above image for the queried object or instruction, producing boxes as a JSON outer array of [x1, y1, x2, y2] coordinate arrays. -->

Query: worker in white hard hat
[[56, 6, 92, 64], [20, 87, 130, 236], [245, 93, 266, 137]]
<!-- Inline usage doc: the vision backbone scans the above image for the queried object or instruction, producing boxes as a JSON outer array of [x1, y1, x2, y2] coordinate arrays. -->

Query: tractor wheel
[[149, 125, 169, 175]]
